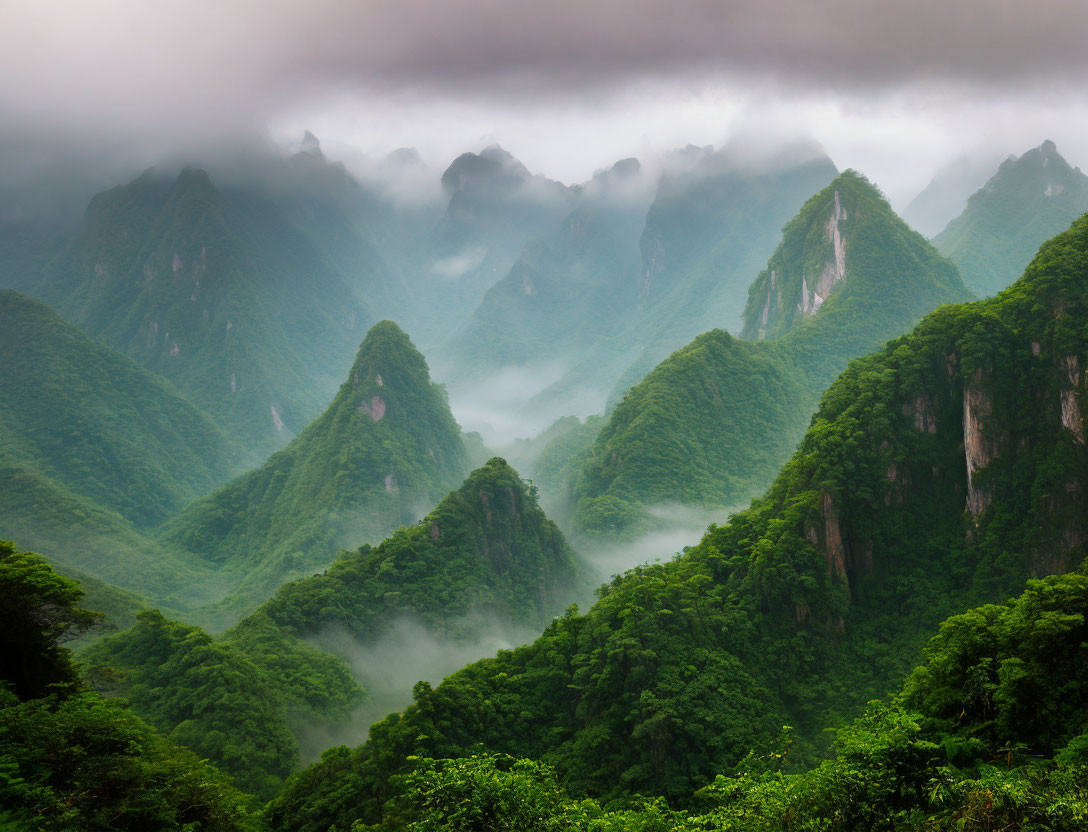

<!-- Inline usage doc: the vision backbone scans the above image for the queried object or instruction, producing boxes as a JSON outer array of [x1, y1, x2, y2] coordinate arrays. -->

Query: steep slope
[[304, 569, 1088, 832], [900, 151, 1007, 238], [161, 320, 469, 620], [445, 206, 640, 373], [573, 172, 969, 536], [406, 146, 575, 345], [27, 167, 371, 460], [84, 459, 580, 797], [522, 144, 838, 421], [934, 140, 1088, 297], [0, 290, 233, 526], [266, 209, 1088, 830]]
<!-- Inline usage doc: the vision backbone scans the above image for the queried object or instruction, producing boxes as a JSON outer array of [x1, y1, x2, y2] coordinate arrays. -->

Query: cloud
[[2, 1, 1088, 211], [6, 1, 1088, 118]]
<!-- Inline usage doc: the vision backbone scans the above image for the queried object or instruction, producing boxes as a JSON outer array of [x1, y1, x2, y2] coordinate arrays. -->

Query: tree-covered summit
[[741, 170, 965, 340], [935, 140, 1088, 298], [80, 457, 581, 801], [161, 318, 469, 624], [571, 171, 969, 537]]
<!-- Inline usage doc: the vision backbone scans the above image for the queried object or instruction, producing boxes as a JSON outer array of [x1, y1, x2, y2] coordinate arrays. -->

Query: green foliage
[[252, 458, 579, 642], [573, 171, 970, 537], [526, 415, 605, 496], [82, 610, 301, 798], [372, 754, 682, 832], [281, 571, 1088, 832], [0, 290, 234, 527], [0, 691, 265, 832], [0, 543, 262, 831], [162, 320, 469, 624], [0, 540, 98, 699], [935, 140, 1088, 297], [26, 167, 373, 461], [267, 211, 1088, 830], [84, 458, 577, 802]]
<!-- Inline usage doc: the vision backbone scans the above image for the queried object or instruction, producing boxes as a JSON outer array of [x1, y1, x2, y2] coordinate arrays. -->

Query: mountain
[[519, 144, 839, 423], [900, 151, 1008, 238], [405, 146, 575, 345], [25, 167, 373, 461], [84, 458, 580, 798], [572, 171, 969, 536], [160, 320, 469, 621], [444, 206, 640, 374], [934, 140, 1088, 298], [0, 290, 237, 608], [265, 207, 1088, 831], [291, 568, 1088, 832], [0, 290, 233, 526], [0, 461, 223, 610]]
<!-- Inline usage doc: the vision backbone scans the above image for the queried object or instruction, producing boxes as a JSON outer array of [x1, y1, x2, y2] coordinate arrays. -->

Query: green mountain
[[0, 290, 233, 526], [83, 458, 580, 798], [0, 290, 238, 608], [900, 150, 1006, 238], [521, 145, 839, 422], [572, 171, 969, 536], [161, 320, 469, 621], [934, 140, 1088, 298], [305, 568, 1088, 832], [445, 206, 639, 374], [26, 167, 372, 461], [265, 209, 1088, 830]]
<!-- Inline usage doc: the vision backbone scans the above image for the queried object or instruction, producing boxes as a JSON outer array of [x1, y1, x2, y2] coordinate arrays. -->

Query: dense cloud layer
[[2, 1, 1088, 208], [7, 0, 1088, 117]]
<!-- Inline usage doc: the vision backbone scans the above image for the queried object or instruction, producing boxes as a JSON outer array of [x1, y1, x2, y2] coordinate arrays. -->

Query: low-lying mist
[[293, 610, 543, 762], [445, 360, 596, 447], [577, 502, 742, 591]]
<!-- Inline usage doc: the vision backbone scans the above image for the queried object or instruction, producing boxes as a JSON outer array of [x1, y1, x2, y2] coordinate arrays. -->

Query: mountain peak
[[349, 319, 418, 373], [299, 130, 322, 156], [934, 140, 1088, 297], [441, 146, 531, 194], [740, 169, 944, 340]]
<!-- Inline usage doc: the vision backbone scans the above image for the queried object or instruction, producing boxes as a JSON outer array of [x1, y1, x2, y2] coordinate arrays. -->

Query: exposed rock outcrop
[[963, 370, 995, 517]]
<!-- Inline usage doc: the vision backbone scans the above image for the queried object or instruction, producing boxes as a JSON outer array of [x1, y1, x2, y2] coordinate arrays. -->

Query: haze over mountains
[[3, 123, 1088, 832]]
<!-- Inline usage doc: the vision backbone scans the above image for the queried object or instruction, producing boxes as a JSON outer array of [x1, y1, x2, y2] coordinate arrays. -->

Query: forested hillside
[[0, 541, 264, 831], [161, 320, 469, 623], [267, 209, 1088, 829], [0, 290, 234, 526], [81, 458, 581, 798], [24, 167, 372, 460], [935, 140, 1088, 298], [302, 569, 1088, 832], [571, 171, 969, 537]]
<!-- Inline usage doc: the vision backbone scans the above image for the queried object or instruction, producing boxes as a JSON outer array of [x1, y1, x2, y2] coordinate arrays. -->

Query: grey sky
[[3, 0, 1088, 206]]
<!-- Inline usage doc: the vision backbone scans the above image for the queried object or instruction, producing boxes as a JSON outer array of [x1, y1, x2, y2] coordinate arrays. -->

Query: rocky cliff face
[[742, 173, 873, 340]]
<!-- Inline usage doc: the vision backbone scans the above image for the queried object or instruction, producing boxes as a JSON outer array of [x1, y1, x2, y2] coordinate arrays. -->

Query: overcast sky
[[3, 0, 1088, 208]]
